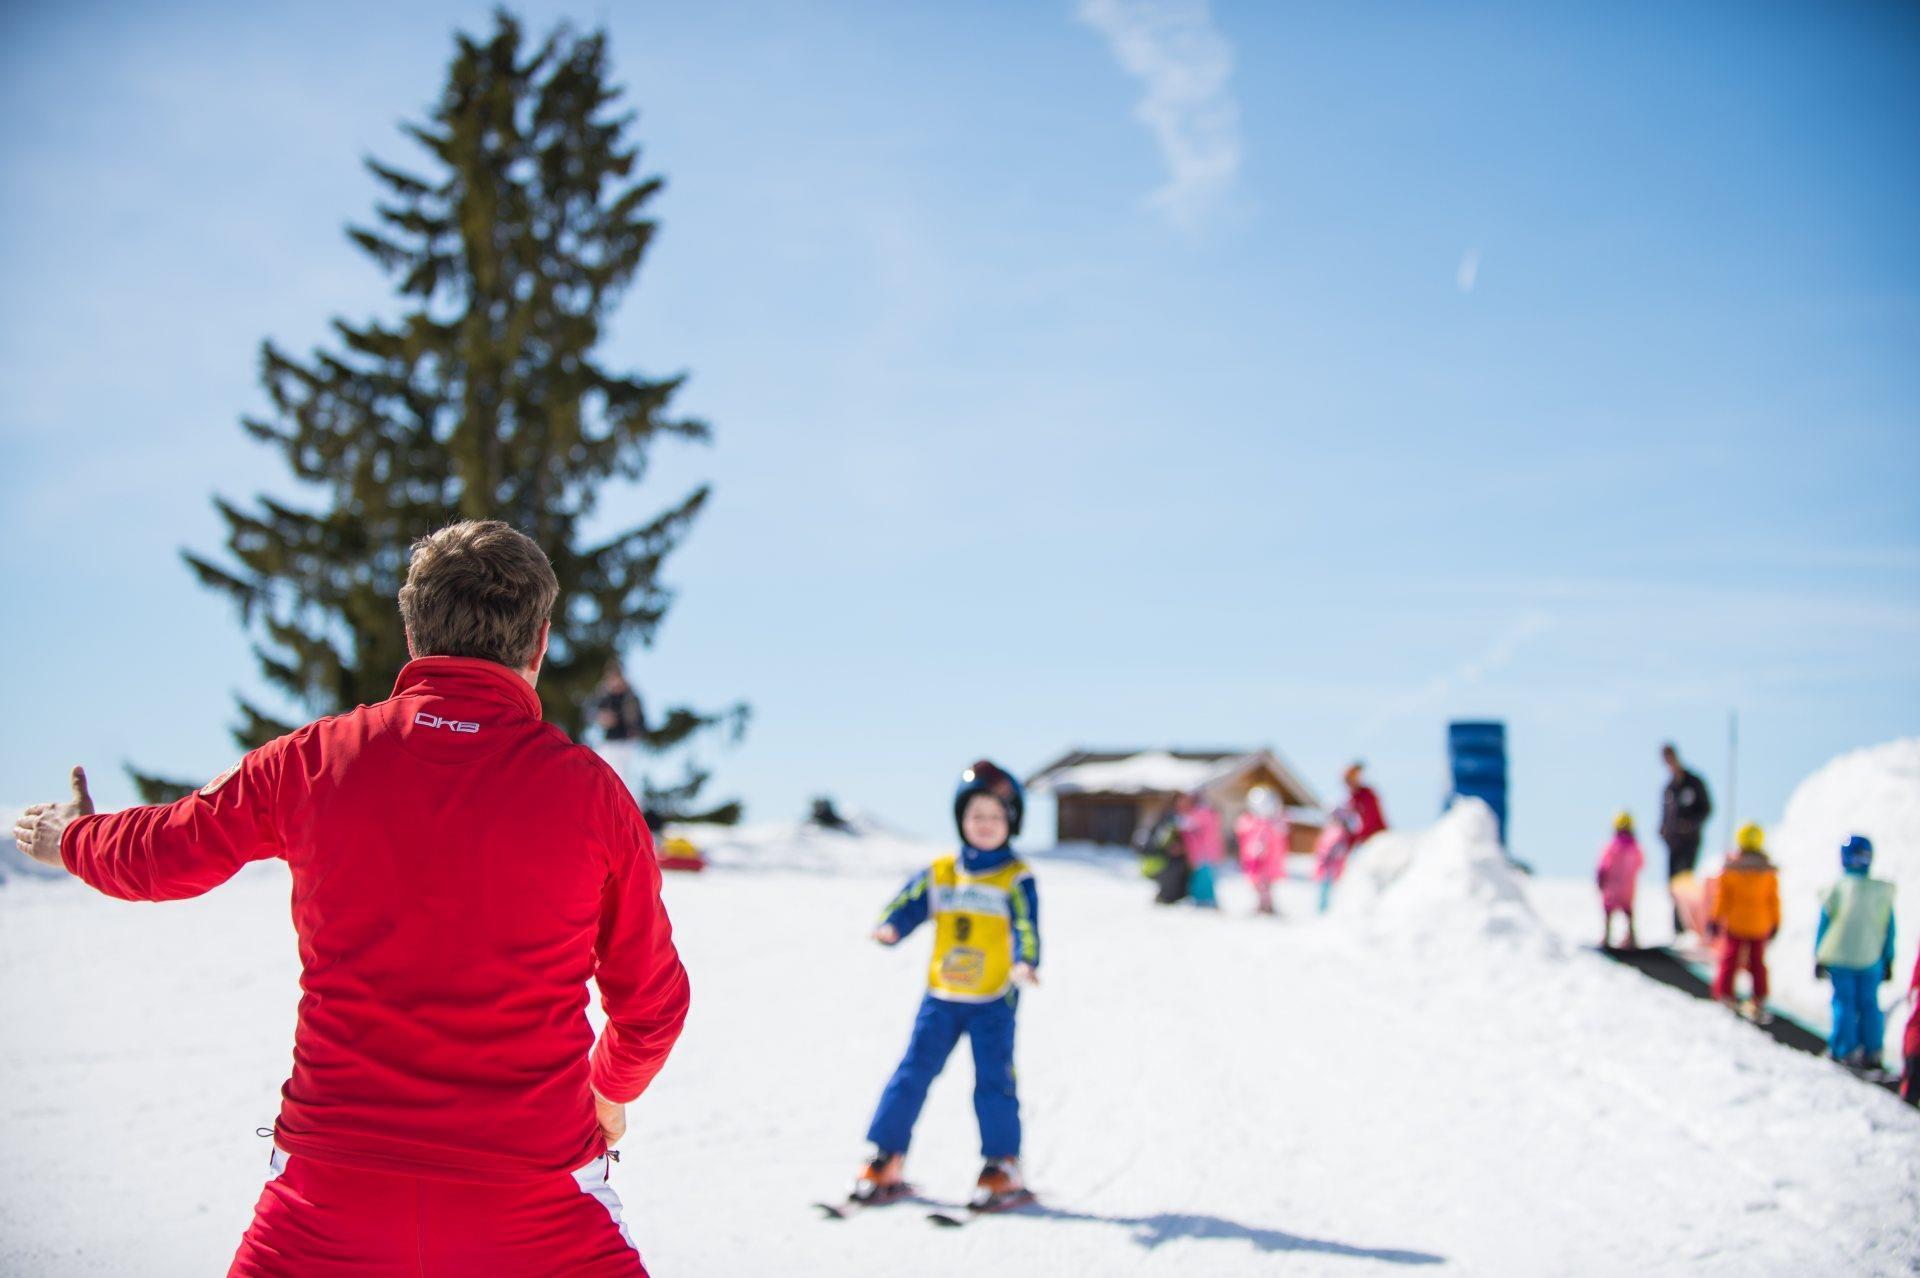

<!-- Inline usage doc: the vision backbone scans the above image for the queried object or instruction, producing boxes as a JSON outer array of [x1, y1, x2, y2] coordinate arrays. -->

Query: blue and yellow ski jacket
[[879, 844, 1040, 1003]]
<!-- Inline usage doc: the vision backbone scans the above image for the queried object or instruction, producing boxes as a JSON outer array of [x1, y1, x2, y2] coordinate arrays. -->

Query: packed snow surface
[[4, 800, 1918, 1275]]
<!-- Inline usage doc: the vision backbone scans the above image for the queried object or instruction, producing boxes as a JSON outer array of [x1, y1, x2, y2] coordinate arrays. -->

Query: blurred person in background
[[1659, 743, 1714, 936], [1235, 786, 1290, 916], [1344, 762, 1388, 846], [1816, 835, 1897, 1073], [1141, 803, 1191, 906], [588, 658, 650, 813], [1597, 810, 1647, 950], [1901, 948, 1920, 1106], [1179, 791, 1224, 909], [589, 659, 647, 741], [1710, 822, 1781, 1021], [1313, 808, 1361, 915]]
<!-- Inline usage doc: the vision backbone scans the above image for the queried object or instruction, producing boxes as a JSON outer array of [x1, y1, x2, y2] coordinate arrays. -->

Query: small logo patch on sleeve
[[200, 761, 242, 797]]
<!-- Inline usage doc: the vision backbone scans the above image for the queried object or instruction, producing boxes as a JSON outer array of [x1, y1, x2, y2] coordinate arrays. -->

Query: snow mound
[[1331, 799, 1559, 958], [668, 817, 938, 879], [1764, 738, 1920, 1060]]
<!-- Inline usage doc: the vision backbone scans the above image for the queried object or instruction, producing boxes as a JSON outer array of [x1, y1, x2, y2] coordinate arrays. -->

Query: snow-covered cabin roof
[[1026, 748, 1321, 810]]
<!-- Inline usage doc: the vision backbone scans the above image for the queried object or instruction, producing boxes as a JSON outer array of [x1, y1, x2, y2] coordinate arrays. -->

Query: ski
[[814, 1185, 919, 1219], [928, 1190, 1036, 1227]]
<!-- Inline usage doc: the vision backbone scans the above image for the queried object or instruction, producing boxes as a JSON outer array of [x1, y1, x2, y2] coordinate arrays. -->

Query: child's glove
[[1815, 964, 1828, 980], [872, 924, 899, 946], [1011, 962, 1039, 988]]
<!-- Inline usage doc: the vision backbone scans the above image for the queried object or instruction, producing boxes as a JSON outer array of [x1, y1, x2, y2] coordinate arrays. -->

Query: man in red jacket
[[1344, 762, 1388, 846], [12, 520, 689, 1277]]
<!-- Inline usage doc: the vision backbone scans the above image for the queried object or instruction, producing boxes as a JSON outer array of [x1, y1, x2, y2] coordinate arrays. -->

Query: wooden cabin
[[1025, 748, 1325, 854]]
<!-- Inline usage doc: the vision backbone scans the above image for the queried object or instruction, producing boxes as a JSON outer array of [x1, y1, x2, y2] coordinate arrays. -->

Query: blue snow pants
[[867, 992, 1020, 1159], [1189, 863, 1218, 908], [1828, 965, 1884, 1061]]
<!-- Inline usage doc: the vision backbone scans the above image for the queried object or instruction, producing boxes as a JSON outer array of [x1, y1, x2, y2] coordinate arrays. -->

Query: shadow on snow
[[1016, 1203, 1445, 1264]]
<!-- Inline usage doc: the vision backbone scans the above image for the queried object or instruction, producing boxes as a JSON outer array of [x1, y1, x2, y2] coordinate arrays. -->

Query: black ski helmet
[[953, 759, 1024, 841]]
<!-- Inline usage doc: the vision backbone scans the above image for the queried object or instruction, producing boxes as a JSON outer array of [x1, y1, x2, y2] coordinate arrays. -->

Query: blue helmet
[[954, 759, 1024, 842], [1840, 835, 1873, 872]]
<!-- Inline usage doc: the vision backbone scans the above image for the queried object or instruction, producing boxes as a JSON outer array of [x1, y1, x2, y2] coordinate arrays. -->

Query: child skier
[[1710, 823, 1781, 1018], [1235, 786, 1290, 916], [1596, 811, 1646, 949], [852, 760, 1040, 1212], [1179, 792, 1224, 909], [1815, 835, 1897, 1071], [1312, 807, 1360, 915]]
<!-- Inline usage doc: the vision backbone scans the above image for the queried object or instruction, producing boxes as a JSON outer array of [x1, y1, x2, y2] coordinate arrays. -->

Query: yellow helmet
[[1735, 822, 1765, 853], [1612, 811, 1634, 832]]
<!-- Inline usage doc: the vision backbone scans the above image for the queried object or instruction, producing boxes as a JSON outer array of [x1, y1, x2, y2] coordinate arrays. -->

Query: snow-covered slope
[[1766, 739, 1920, 1062], [3, 811, 1917, 1275]]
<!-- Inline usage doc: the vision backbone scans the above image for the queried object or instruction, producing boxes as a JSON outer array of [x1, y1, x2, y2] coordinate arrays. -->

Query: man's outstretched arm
[[13, 766, 95, 869], [15, 749, 284, 901]]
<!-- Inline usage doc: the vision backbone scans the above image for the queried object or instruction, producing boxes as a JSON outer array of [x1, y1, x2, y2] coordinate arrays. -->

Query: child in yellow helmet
[[1710, 822, 1781, 1018], [1596, 811, 1645, 949]]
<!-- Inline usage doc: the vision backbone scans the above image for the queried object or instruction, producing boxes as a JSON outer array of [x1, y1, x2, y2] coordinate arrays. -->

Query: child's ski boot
[[850, 1150, 910, 1207], [968, 1157, 1034, 1213]]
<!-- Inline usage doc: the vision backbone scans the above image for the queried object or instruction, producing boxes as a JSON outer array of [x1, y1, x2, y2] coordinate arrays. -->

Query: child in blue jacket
[[851, 760, 1040, 1211], [1816, 835, 1897, 1069]]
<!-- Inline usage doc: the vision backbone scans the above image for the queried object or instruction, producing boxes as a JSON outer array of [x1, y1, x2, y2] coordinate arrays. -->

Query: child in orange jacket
[[1710, 823, 1781, 1013]]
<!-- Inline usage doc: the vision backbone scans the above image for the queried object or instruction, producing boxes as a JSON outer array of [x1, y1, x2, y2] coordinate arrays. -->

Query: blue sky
[[3, 0, 1916, 874]]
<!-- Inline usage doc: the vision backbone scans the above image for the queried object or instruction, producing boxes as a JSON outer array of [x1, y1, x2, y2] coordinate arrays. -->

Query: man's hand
[[12, 766, 93, 869], [593, 1089, 627, 1147], [872, 924, 899, 945], [1012, 962, 1039, 988]]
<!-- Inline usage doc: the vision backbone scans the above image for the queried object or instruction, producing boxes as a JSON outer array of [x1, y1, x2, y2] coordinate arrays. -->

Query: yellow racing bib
[[925, 855, 1032, 1002]]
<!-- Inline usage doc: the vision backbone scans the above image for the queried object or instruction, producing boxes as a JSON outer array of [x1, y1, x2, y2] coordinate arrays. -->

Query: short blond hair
[[398, 520, 558, 668]]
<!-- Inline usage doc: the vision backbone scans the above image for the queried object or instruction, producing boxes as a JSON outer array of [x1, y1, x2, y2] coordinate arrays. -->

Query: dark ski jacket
[[1660, 769, 1713, 844], [589, 685, 647, 741]]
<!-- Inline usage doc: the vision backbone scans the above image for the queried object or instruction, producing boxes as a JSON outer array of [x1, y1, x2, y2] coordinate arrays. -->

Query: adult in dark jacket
[[589, 660, 647, 742], [1659, 743, 1714, 934]]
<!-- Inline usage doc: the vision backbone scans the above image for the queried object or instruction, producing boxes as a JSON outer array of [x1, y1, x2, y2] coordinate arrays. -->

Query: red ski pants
[[1713, 936, 1769, 1002], [228, 1147, 647, 1277]]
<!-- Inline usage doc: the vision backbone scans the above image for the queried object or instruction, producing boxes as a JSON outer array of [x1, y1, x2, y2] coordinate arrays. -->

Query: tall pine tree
[[138, 9, 746, 821]]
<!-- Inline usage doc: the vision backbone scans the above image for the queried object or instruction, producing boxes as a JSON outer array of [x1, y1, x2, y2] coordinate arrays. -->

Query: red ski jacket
[[61, 656, 690, 1183], [1349, 784, 1388, 845]]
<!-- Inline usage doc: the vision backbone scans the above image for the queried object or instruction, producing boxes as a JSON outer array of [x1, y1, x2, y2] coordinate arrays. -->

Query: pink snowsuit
[[1182, 805, 1224, 867], [1596, 832, 1644, 914], [1235, 812, 1289, 886], [1236, 810, 1290, 914], [1312, 819, 1353, 884]]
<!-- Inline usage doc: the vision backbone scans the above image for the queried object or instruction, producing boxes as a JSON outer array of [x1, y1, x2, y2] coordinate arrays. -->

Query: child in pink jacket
[[1313, 807, 1360, 914], [1178, 793, 1224, 910], [1597, 811, 1646, 949], [1234, 786, 1290, 915]]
